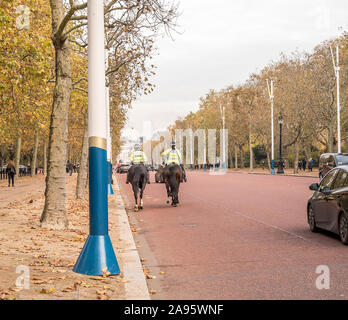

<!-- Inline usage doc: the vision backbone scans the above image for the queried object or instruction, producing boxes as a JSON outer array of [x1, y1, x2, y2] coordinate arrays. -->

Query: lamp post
[[267, 80, 275, 174], [330, 45, 341, 153], [73, 0, 119, 276], [218, 96, 226, 170], [277, 115, 284, 174]]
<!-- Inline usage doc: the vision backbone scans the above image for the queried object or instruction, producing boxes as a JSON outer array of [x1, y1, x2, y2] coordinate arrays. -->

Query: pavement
[[118, 169, 348, 300], [0, 174, 150, 300]]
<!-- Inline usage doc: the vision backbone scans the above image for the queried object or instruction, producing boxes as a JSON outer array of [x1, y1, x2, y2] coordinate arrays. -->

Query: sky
[[122, 0, 348, 140]]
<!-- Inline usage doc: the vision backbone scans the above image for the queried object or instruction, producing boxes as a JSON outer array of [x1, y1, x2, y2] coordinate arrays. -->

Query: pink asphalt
[[117, 170, 348, 300]]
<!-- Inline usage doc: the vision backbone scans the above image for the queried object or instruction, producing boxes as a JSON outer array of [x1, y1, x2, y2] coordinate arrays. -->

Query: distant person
[[261, 160, 265, 170], [302, 159, 307, 171], [308, 158, 313, 172], [298, 160, 302, 171], [6, 160, 16, 187], [68, 161, 73, 176]]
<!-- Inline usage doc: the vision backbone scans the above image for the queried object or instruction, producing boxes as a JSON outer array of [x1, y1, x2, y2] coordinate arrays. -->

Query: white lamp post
[[73, 0, 119, 276]]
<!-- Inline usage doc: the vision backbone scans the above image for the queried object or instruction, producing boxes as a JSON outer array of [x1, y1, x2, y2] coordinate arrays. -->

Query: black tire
[[308, 205, 318, 232], [339, 212, 348, 245]]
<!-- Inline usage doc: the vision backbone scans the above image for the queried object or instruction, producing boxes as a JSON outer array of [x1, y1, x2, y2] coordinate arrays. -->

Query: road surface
[[117, 170, 348, 299]]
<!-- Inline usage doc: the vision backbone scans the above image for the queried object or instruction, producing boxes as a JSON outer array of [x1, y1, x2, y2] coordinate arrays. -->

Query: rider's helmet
[[134, 143, 141, 151], [170, 141, 176, 149]]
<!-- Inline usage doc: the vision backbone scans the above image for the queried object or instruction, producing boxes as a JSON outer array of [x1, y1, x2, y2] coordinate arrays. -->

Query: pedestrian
[[308, 158, 313, 172], [6, 160, 16, 187], [298, 160, 302, 171], [68, 161, 73, 176], [261, 160, 265, 170], [302, 159, 307, 171]]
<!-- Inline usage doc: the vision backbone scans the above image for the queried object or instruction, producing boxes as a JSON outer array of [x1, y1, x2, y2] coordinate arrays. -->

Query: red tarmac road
[[117, 170, 348, 299]]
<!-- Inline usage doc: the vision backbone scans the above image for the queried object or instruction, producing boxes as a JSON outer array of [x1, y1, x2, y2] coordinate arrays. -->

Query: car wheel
[[308, 205, 318, 232], [339, 212, 348, 245]]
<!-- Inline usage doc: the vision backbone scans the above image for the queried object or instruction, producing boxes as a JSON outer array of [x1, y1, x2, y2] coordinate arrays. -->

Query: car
[[307, 165, 348, 244], [118, 163, 130, 173], [155, 165, 164, 183], [319, 153, 348, 180], [146, 164, 154, 171]]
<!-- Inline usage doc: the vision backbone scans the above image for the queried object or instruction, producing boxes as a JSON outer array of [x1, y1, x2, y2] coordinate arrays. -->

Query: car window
[[320, 169, 339, 190], [335, 155, 348, 166], [332, 170, 348, 189]]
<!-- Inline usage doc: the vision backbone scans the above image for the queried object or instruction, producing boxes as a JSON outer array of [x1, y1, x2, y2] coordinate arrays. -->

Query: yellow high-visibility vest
[[161, 149, 182, 165], [130, 151, 147, 164]]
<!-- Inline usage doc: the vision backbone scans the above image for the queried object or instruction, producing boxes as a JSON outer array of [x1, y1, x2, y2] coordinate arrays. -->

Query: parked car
[[307, 166, 348, 244], [155, 165, 164, 183], [319, 153, 348, 180], [146, 164, 154, 171], [118, 163, 130, 173]]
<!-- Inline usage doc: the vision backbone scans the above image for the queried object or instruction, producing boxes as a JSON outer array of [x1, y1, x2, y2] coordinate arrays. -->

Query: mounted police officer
[[126, 143, 150, 184], [161, 141, 187, 182]]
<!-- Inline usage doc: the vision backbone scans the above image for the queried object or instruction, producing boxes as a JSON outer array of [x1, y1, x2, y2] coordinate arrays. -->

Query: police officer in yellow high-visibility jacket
[[126, 143, 150, 184], [161, 141, 187, 182]]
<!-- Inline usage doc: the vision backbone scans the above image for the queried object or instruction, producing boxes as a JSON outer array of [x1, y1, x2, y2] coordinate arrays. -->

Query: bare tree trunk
[[328, 125, 334, 153], [234, 145, 238, 169], [294, 141, 299, 174], [31, 130, 39, 177], [15, 136, 21, 175], [76, 113, 89, 199], [240, 146, 245, 168], [43, 141, 47, 175], [40, 0, 72, 229], [283, 146, 288, 169], [249, 130, 253, 172]]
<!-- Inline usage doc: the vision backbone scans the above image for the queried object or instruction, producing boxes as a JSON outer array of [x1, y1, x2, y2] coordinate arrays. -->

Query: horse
[[128, 164, 148, 212], [163, 164, 183, 207]]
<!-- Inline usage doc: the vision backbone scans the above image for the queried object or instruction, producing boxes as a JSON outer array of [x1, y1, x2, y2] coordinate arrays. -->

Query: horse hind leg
[[165, 183, 171, 205], [139, 185, 145, 210], [132, 184, 139, 212]]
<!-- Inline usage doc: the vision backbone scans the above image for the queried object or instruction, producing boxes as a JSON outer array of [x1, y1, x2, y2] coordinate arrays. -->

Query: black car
[[318, 153, 348, 179], [307, 166, 348, 244]]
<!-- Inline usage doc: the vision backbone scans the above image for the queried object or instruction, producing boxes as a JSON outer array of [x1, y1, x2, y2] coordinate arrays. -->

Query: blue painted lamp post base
[[271, 160, 275, 174], [107, 183, 114, 195], [107, 162, 114, 195], [73, 146, 120, 276], [73, 235, 120, 275]]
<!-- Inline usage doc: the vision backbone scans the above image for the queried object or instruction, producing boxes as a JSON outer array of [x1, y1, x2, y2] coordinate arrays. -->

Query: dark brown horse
[[128, 164, 148, 212], [163, 164, 183, 207]]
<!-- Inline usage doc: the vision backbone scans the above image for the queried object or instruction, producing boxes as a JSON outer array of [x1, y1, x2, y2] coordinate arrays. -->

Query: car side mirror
[[309, 183, 319, 191]]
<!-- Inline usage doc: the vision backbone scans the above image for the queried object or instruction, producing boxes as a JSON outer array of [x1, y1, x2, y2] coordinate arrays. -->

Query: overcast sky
[[122, 0, 348, 140]]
